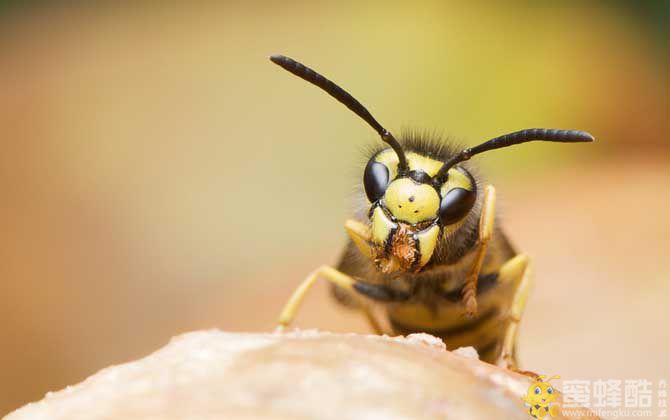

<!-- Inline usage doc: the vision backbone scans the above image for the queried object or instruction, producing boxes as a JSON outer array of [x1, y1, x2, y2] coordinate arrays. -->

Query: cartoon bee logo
[[523, 375, 561, 419]]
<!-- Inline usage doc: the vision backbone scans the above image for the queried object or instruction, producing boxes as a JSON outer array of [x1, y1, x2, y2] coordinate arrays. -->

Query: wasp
[[270, 54, 594, 368]]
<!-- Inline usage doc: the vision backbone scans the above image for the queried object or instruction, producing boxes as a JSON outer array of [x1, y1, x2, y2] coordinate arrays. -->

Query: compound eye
[[363, 160, 390, 202], [439, 188, 476, 225]]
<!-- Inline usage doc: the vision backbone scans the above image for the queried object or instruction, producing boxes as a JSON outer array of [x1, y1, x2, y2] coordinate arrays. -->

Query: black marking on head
[[407, 170, 432, 184]]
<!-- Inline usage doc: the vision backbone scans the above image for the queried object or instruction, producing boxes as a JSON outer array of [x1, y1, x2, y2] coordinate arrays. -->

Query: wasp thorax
[[383, 178, 440, 224]]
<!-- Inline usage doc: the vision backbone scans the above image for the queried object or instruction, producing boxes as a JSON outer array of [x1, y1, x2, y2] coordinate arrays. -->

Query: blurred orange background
[[1, 1, 668, 415]]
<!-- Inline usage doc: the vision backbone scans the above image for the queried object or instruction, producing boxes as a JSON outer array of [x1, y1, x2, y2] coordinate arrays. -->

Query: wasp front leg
[[277, 219, 396, 334], [463, 185, 496, 317], [495, 253, 533, 370], [277, 264, 402, 334]]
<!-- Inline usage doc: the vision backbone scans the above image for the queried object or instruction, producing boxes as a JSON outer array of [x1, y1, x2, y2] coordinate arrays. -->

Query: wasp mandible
[[270, 54, 593, 368]]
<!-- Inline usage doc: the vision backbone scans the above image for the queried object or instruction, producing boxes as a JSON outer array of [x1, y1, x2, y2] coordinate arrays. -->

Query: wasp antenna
[[434, 128, 595, 182], [269, 54, 408, 172]]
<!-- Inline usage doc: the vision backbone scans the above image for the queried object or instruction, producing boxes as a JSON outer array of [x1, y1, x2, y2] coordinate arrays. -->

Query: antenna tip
[[577, 130, 595, 142], [269, 54, 287, 65]]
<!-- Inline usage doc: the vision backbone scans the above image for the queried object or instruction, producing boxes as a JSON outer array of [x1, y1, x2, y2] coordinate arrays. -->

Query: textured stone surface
[[5, 330, 598, 420]]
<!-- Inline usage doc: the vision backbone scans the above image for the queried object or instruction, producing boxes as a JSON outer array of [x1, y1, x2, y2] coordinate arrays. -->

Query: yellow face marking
[[440, 168, 473, 196], [416, 224, 440, 268], [370, 206, 397, 245], [383, 178, 440, 224], [374, 148, 474, 199], [374, 150, 444, 177], [374, 149, 400, 180]]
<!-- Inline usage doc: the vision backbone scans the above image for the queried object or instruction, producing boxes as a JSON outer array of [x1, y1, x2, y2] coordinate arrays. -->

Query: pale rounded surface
[[4, 330, 599, 420], [452, 346, 480, 360], [383, 178, 440, 224]]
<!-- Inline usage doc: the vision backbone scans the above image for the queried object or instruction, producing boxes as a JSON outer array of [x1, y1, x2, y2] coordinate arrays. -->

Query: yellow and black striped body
[[336, 226, 517, 363], [333, 134, 520, 363]]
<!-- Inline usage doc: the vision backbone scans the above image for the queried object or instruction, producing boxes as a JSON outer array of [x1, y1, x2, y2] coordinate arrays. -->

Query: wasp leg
[[344, 218, 373, 259], [495, 253, 533, 370], [277, 265, 391, 334], [463, 185, 496, 318], [328, 220, 374, 309]]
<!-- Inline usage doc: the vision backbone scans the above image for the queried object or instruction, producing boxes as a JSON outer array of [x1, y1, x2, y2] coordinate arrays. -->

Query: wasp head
[[362, 148, 477, 273]]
